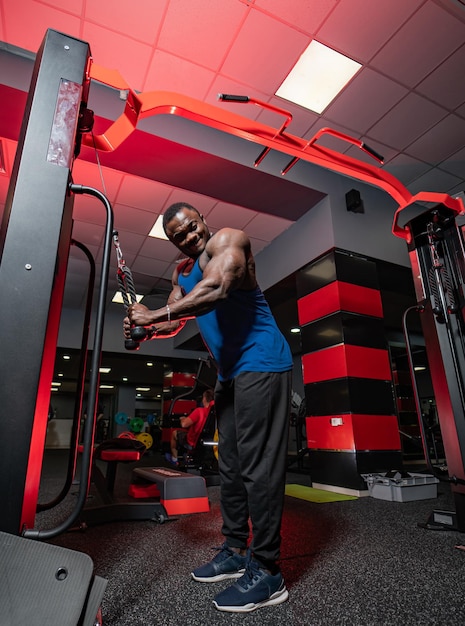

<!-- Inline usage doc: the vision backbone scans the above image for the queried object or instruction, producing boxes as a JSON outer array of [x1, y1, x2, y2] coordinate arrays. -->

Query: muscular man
[[125, 202, 292, 613]]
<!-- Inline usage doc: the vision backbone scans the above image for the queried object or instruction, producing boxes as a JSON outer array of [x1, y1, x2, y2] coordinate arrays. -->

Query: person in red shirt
[[165, 388, 214, 466]]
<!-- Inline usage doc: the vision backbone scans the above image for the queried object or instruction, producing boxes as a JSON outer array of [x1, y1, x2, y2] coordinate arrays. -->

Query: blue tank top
[[177, 258, 292, 381]]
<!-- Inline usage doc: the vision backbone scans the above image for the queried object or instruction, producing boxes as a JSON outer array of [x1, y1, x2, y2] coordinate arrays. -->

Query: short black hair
[[203, 388, 214, 404], [162, 202, 201, 233]]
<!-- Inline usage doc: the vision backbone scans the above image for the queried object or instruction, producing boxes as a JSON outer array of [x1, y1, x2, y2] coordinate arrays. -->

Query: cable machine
[[0, 29, 110, 624], [0, 29, 94, 536], [393, 202, 465, 530]]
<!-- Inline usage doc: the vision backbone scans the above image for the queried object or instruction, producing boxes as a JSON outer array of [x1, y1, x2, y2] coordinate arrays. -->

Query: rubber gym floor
[[35, 448, 464, 626]]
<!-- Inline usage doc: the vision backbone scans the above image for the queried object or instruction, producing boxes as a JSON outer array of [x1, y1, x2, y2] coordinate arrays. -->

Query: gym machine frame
[[0, 29, 96, 536], [2, 28, 465, 538], [393, 203, 465, 530], [0, 29, 111, 626]]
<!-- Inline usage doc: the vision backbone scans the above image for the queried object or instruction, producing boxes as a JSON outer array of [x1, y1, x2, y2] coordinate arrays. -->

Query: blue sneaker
[[212, 558, 288, 612], [191, 543, 247, 582], [164, 452, 178, 466]]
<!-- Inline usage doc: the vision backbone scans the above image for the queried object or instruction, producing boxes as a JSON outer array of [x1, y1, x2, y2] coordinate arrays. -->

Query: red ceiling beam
[[85, 62, 465, 242]]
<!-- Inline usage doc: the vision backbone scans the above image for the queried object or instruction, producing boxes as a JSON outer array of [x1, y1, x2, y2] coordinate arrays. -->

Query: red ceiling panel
[[36, 0, 84, 17], [3, 0, 81, 52], [221, 10, 310, 93], [254, 0, 338, 34], [112, 203, 160, 237], [82, 22, 153, 91], [158, 0, 246, 70], [115, 174, 172, 212], [72, 160, 124, 203], [144, 50, 216, 99], [85, 0, 167, 45]]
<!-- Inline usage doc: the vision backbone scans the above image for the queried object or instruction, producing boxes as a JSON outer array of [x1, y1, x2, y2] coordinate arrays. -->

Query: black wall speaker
[[345, 189, 364, 213]]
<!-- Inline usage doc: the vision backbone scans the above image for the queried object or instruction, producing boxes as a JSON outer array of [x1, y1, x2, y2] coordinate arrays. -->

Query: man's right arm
[[123, 270, 189, 340]]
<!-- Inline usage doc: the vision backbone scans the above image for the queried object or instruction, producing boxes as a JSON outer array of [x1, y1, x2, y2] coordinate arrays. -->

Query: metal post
[[406, 204, 465, 530], [0, 29, 91, 534]]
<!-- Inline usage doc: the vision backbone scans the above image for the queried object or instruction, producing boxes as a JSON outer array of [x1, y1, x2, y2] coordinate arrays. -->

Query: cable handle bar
[[112, 230, 146, 350], [113, 231, 196, 348]]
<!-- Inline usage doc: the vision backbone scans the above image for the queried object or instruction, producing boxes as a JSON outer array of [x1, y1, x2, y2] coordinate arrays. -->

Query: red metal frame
[[85, 62, 465, 239]]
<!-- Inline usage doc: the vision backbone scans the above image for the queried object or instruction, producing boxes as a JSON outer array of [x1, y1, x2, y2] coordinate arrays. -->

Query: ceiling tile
[[73, 195, 108, 225], [447, 183, 465, 198], [71, 220, 105, 249], [115, 175, 172, 212], [137, 236, 181, 263], [3, 0, 81, 52], [160, 188, 218, 217], [128, 269, 161, 294], [370, 2, 465, 87], [131, 254, 171, 278], [455, 101, 465, 119], [221, 10, 310, 93], [37, 0, 84, 16], [436, 144, 465, 179], [112, 203, 159, 236], [158, 0, 246, 70], [407, 166, 462, 194], [206, 202, 257, 231], [72, 160, 124, 204], [82, 22, 153, 91], [383, 153, 431, 186], [324, 68, 409, 135], [109, 229, 146, 264], [84, 0, 167, 45], [367, 92, 447, 150], [249, 237, 268, 255], [253, 0, 337, 34], [244, 212, 292, 240], [143, 50, 215, 99], [317, 0, 425, 62], [415, 43, 465, 110], [405, 114, 465, 164]]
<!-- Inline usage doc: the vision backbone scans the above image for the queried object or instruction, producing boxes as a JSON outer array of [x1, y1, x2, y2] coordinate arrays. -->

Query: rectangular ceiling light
[[275, 40, 362, 114], [149, 215, 168, 240], [112, 291, 144, 304]]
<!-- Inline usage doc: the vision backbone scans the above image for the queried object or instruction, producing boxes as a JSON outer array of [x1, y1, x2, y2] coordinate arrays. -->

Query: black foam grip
[[218, 93, 249, 102], [361, 142, 384, 163]]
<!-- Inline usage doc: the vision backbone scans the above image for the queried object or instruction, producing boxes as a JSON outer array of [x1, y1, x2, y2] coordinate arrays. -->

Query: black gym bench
[[78, 440, 209, 527]]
